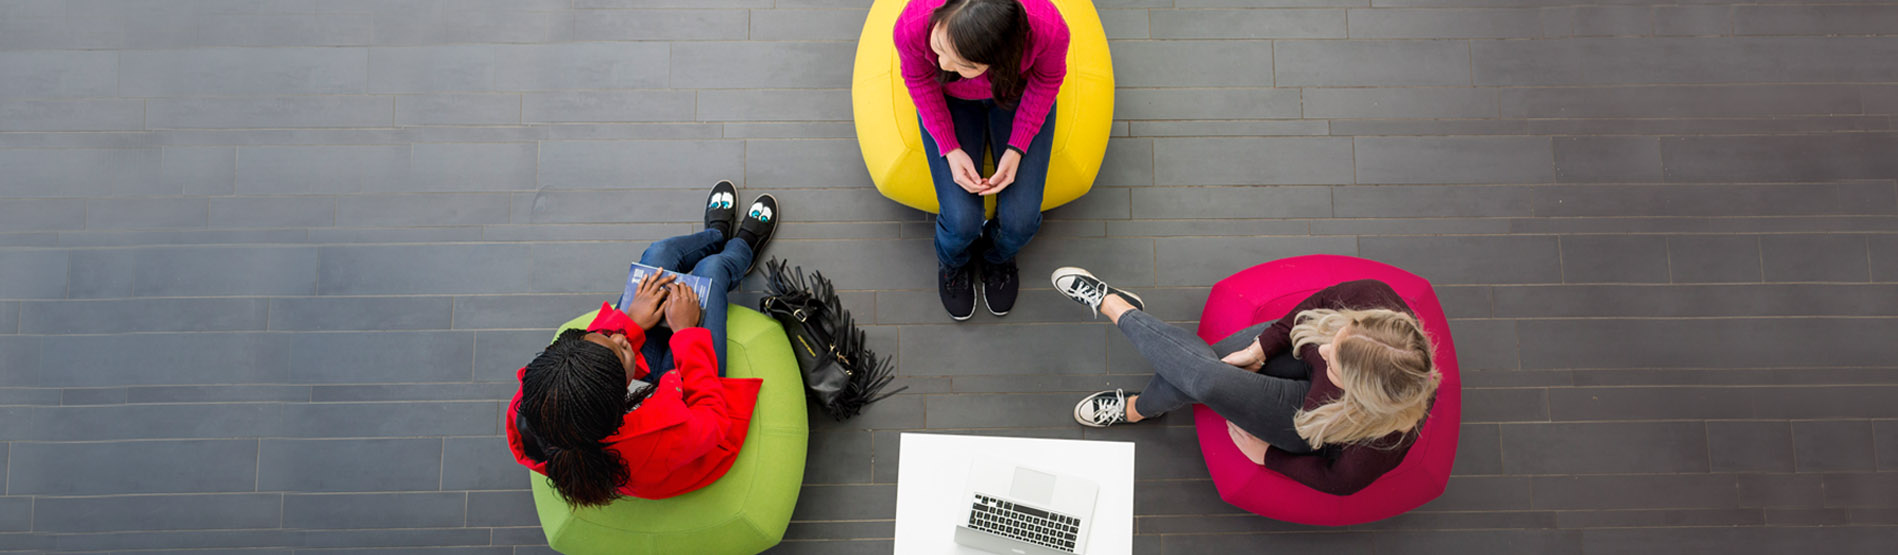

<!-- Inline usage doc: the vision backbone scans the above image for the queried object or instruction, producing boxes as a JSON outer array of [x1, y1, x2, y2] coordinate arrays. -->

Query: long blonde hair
[[1288, 308, 1439, 448]]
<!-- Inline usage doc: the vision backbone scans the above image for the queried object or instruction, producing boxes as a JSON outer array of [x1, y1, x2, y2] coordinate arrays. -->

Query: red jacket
[[507, 303, 764, 500]]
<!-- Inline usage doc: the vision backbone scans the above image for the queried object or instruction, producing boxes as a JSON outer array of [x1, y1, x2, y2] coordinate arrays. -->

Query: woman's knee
[[935, 209, 984, 240], [637, 240, 675, 267], [996, 210, 1042, 238]]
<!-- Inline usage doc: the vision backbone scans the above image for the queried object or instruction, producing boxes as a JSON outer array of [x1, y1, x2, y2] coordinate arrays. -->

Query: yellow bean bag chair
[[852, 0, 1114, 216]]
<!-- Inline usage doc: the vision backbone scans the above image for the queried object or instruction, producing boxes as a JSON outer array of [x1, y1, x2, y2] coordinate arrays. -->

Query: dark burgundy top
[[1255, 279, 1432, 496]]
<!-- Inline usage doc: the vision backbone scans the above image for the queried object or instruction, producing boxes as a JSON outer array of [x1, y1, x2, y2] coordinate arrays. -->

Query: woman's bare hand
[[662, 282, 702, 329], [625, 273, 673, 330], [1220, 338, 1266, 372]]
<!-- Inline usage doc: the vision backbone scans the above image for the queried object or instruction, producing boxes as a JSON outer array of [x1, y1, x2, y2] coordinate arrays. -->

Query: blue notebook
[[616, 262, 714, 311]]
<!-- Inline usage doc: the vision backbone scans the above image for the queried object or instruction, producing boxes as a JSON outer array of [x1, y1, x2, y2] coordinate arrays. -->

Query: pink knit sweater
[[894, 0, 1068, 155]]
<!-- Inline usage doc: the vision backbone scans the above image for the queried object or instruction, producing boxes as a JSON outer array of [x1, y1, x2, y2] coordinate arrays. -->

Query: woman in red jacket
[[507, 182, 778, 507]]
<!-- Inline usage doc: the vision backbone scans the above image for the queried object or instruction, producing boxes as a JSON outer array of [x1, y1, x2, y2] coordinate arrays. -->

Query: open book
[[616, 262, 713, 311]]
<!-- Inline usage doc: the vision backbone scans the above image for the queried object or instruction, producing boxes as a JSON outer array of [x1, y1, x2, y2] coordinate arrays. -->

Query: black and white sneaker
[[1050, 267, 1144, 318], [735, 194, 778, 277], [981, 258, 1018, 317], [939, 264, 976, 321], [1075, 389, 1137, 428], [703, 180, 737, 237]]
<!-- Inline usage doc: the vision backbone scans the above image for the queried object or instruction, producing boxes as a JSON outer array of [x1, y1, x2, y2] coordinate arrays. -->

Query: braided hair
[[517, 328, 637, 507]]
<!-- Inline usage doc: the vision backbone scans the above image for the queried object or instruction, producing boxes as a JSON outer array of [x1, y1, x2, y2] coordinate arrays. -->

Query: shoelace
[[1062, 277, 1107, 308], [1087, 392, 1126, 425], [946, 268, 971, 290], [987, 265, 1014, 287]]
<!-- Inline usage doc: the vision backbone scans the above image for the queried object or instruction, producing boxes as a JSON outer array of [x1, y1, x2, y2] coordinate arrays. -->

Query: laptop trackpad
[[1010, 467, 1058, 506]]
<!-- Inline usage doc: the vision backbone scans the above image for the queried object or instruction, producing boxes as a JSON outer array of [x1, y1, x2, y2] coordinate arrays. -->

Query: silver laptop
[[953, 459, 1099, 555]]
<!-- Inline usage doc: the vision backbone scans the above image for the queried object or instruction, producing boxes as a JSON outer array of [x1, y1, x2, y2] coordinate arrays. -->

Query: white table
[[893, 433, 1136, 555]]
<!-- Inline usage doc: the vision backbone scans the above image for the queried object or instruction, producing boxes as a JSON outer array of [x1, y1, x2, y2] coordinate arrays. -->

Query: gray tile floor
[[3, 0, 1897, 553]]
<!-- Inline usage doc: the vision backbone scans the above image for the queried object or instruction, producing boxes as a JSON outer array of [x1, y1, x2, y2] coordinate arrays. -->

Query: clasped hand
[[944, 148, 1022, 197], [1221, 338, 1267, 372], [622, 273, 703, 330]]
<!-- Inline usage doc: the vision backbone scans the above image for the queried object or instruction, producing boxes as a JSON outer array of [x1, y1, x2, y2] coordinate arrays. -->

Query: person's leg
[[1208, 322, 1313, 381], [1135, 321, 1300, 417], [635, 229, 728, 376], [1210, 322, 1273, 358], [981, 102, 1053, 265], [922, 99, 994, 320], [1117, 309, 1316, 453], [679, 238, 752, 377], [1128, 371, 1193, 418], [922, 99, 995, 270], [637, 228, 726, 274]]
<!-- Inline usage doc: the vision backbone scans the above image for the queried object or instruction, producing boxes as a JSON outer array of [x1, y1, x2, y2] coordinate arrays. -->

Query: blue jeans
[[634, 228, 752, 379], [920, 98, 1055, 269]]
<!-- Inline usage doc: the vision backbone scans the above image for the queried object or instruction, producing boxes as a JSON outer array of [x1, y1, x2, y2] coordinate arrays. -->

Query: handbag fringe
[[763, 258, 907, 420]]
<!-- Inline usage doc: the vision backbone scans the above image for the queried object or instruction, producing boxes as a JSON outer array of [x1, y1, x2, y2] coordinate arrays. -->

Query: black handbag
[[758, 258, 905, 420]]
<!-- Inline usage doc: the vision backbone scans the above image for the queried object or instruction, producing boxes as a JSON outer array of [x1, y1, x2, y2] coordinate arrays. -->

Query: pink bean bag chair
[[1192, 255, 1462, 526]]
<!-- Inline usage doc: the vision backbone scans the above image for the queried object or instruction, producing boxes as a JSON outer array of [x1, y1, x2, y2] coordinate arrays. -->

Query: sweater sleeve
[[652, 327, 732, 472], [1263, 447, 1383, 496], [896, 12, 961, 155], [1006, 17, 1068, 153], [1254, 280, 1400, 360]]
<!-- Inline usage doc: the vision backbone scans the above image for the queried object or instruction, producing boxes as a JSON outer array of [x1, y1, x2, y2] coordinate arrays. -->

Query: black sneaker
[[938, 264, 976, 321], [981, 257, 1018, 317], [735, 194, 778, 277], [1075, 389, 1138, 428], [703, 180, 737, 237], [1050, 267, 1144, 318]]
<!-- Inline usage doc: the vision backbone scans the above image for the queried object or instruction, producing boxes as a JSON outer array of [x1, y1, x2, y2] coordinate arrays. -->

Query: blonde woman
[[1052, 268, 1440, 495]]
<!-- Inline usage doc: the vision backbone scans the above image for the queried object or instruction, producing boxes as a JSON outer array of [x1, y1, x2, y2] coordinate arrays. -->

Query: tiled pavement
[[2, 0, 1898, 553]]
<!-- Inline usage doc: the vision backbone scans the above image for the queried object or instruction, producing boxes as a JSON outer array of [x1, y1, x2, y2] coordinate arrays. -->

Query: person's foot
[[703, 180, 737, 237], [736, 194, 778, 276], [1075, 389, 1138, 428], [939, 264, 976, 321], [981, 257, 1018, 317], [1051, 267, 1144, 317]]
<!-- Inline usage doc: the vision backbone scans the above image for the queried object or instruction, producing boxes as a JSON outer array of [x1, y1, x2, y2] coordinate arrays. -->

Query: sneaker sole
[[1050, 266, 1145, 311], [948, 290, 974, 320], [982, 262, 1016, 317], [984, 289, 1010, 317]]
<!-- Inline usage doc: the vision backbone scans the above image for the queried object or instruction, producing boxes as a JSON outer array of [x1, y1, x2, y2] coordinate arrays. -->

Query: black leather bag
[[759, 258, 905, 420]]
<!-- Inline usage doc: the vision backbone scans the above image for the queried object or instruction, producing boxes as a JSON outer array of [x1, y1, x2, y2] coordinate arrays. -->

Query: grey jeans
[[1119, 310, 1318, 454]]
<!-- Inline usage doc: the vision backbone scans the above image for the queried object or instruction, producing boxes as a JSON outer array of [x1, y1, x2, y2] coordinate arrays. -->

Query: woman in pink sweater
[[896, 0, 1068, 321]]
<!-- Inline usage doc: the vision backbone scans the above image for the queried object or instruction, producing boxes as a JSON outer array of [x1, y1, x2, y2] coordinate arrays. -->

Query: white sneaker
[[1074, 389, 1137, 428], [1050, 267, 1145, 317]]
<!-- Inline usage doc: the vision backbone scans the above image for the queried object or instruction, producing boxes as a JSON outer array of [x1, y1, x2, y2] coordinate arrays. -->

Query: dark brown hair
[[517, 329, 632, 507], [931, 0, 1031, 109]]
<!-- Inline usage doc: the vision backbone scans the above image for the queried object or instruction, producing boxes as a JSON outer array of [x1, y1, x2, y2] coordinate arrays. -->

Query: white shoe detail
[[1074, 389, 1130, 428], [1051, 267, 1108, 310]]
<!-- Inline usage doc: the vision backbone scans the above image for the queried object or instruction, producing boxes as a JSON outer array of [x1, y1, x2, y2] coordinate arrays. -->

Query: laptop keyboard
[[968, 493, 1081, 553]]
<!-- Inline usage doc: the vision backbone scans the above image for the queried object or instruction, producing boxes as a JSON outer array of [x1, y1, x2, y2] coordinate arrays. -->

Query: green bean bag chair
[[530, 305, 809, 554]]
